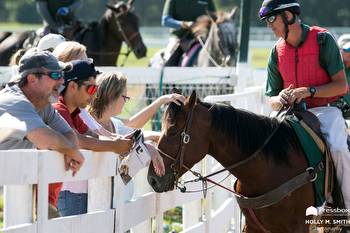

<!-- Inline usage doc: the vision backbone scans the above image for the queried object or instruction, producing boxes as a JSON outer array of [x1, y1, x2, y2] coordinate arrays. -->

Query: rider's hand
[[57, 7, 70, 16], [289, 87, 310, 104], [181, 21, 193, 29]]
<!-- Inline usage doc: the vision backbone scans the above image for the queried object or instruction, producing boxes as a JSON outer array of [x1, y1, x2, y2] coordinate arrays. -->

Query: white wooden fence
[[0, 65, 268, 233]]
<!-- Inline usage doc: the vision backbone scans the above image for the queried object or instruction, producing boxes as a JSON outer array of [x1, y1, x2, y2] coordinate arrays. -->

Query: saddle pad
[[287, 117, 325, 206]]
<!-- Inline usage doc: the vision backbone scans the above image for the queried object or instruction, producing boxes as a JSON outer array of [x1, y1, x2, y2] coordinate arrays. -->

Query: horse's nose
[[134, 42, 147, 58], [148, 175, 162, 192]]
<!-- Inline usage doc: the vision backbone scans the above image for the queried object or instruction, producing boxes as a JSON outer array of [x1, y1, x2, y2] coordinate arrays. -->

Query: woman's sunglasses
[[122, 95, 131, 102], [266, 14, 277, 24], [34, 71, 64, 80]]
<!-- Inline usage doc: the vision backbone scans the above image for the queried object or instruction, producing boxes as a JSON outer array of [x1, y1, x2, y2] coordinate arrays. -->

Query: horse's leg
[[0, 31, 29, 65]]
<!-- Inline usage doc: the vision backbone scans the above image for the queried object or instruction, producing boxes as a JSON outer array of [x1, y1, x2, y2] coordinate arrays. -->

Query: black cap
[[64, 60, 101, 85]]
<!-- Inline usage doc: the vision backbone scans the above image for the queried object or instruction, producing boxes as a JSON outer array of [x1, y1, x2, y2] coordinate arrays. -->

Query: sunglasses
[[122, 95, 131, 102], [34, 71, 64, 80], [266, 15, 277, 23], [343, 47, 350, 53], [79, 82, 98, 96]]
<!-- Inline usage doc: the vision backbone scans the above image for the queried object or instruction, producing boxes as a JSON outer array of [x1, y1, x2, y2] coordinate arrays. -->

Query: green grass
[[0, 22, 40, 31], [0, 195, 3, 229]]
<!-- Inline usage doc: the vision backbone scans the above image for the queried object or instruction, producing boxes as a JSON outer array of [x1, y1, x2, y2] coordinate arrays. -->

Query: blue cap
[[64, 60, 101, 85]]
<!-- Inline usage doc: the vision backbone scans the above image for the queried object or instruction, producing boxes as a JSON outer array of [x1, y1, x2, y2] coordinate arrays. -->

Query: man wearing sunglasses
[[52, 59, 133, 216], [0, 50, 85, 218], [260, 0, 350, 209]]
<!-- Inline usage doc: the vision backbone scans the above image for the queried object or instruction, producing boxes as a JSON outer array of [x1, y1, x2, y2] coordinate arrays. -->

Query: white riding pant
[[309, 106, 350, 209]]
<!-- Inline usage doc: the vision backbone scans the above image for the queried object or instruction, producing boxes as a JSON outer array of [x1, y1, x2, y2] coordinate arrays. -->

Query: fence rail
[[0, 65, 268, 233]]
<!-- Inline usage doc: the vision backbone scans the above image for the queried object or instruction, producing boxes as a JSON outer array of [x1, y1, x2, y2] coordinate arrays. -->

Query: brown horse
[[147, 91, 324, 233], [0, 0, 146, 66]]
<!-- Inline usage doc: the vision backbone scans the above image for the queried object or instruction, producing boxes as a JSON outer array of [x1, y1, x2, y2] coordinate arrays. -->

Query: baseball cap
[[64, 60, 101, 85], [342, 42, 350, 53], [9, 49, 72, 84], [37, 33, 66, 52]]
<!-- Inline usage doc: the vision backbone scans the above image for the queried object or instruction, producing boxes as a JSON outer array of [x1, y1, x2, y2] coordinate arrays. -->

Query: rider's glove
[[57, 7, 70, 16]]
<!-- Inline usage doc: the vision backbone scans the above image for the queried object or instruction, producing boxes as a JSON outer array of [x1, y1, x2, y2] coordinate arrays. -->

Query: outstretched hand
[[158, 93, 186, 106]]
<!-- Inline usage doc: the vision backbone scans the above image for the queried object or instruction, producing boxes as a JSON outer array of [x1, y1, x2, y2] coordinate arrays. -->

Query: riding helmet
[[259, 0, 300, 20]]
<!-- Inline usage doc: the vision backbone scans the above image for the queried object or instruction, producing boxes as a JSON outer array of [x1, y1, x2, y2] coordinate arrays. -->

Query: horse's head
[[216, 7, 238, 66], [147, 91, 212, 192], [193, 7, 238, 67], [106, 0, 147, 58]]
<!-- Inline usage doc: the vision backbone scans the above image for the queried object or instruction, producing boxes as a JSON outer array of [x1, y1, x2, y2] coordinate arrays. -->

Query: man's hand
[[112, 136, 133, 155], [289, 87, 310, 103], [64, 150, 84, 176]]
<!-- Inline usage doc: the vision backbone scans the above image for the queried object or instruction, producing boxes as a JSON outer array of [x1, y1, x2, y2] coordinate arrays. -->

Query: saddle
[[275, 104, 344, 209]]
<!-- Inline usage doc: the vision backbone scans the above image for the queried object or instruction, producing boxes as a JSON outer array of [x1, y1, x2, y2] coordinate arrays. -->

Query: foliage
[[163, 207, 182, 233]]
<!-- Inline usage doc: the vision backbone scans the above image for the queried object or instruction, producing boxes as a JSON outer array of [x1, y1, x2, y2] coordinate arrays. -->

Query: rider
[[161, 0, 216, 66], [36, 0, 81, 35], [260, 0, 350, 208], [338, 38, 350, 107]]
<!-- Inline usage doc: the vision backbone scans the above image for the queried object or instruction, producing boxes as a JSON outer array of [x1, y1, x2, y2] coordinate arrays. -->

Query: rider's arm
[[265, 47, 284, 110], [36, 1, 56, 29], [161, 0, 188, 29]]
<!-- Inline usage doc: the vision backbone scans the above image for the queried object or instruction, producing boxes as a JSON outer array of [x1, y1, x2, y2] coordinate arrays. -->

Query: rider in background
[[338, 39, 350, 107], [260, 0, 350, 208], [36, 0, 81, 35], [161, 0, 216, 66]]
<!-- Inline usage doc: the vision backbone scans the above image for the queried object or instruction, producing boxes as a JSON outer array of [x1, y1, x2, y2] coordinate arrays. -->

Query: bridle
[[156, 102, 286, 198], [113, 8, 140, 66]]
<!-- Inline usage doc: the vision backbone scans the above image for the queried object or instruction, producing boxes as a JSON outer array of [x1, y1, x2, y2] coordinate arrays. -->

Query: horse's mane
[[200, 102, 302, 164], [191, 11, 231, 38]]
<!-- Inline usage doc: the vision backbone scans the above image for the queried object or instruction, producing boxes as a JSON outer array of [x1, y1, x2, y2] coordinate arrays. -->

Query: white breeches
[[309, 106, 350, 209]]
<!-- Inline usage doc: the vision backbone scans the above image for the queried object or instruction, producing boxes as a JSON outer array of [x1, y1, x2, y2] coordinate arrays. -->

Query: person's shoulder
[[0, 85, 30, 106]]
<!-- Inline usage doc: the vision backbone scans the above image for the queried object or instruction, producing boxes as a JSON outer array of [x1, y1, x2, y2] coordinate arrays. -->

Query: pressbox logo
[[306, 206, 318, 216]]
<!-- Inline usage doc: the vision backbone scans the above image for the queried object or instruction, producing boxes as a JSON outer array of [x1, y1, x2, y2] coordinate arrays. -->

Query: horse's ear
[[171, 88, 182, 95], [229, 7, 238, 20], [188, 90, 197, 108], [106, 4, 117, 11], [127, 0, 135, 7]]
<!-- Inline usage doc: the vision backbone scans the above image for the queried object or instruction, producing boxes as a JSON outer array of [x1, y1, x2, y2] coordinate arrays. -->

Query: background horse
[[149, 7, 238, 68], [147, 91, 321, 233], [0, 0, 146, 66]]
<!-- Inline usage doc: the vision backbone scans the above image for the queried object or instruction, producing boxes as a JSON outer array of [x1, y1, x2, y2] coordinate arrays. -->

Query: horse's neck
[[94, 16, 122, 65]]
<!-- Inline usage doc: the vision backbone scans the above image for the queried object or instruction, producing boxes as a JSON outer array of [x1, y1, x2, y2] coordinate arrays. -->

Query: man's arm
[[26, 127, 84, 174], [75, 131, 133, 155], [36, 1, 56, 29]]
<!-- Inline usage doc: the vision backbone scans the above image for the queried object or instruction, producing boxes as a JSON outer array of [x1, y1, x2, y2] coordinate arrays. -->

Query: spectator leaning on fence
[[52, 60, 135, 216], [0, 50, 85, 218], [88, 72, 184, 173], [260, 0, 350, 208]]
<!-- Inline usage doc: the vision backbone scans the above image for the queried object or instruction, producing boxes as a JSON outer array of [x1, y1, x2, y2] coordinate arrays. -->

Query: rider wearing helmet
[[261, 0, 350, 209], [36, 0, 81, 35]]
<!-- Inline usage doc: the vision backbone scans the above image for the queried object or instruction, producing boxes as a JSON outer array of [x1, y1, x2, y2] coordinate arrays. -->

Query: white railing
[[0, 150, 241, 233], [0, 65, 268, 233]]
